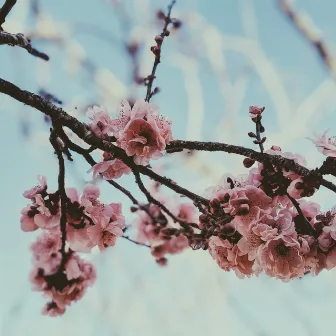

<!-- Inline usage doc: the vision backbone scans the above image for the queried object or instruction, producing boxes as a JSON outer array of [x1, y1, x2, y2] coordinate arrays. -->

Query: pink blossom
[[326, 248, 336, 270], [308, 129, 336, 158], [20, 206, 39, 232], [249, 105, 265, 119], [23, 175, 47, 200], [30, 231, 62, 275], [67, 225, 93, 253], [87, 105, 113, 137], [110, 99, 158, 136], [118, 118, 166, 165], [297, 200, 320, 223], [258, 236, 304, 280], [31, 254, 96, 316], [82, 184, 100, 202], [88, 158, 131, 180], [177, 203, 197, 222], [208, 236, 253, 278], [258, 208, 296, 241], [237, 224, 264, 261], [111, 99, 172, 165], [65, 256, 83, 280], [87, 214, 125, 250], [42, 302, 66, 317], [222, 185, 272, 235]]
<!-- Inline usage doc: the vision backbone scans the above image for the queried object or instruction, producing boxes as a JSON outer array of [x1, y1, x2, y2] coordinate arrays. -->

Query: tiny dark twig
[[145, 0, 176, 101], [122, 235, 150, 248]]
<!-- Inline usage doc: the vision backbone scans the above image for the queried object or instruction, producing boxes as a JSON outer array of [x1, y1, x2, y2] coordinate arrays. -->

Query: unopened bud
[[155, 35, 163, 44], [130, 206, 138, 212], [172, 19, 182, 29], [261, 137, 267, 143], [164, 30, 170, 36], [248, 132, 257, 138], [271, 145, 281, 151], [156, 10, 165, 20], [243, 158, 255, 168], [150, 45, 160, 56], [152, 87, 160, 95]]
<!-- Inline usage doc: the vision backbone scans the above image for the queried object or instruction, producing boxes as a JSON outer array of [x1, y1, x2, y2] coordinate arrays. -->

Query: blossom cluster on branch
[[1, 0, 336, 317]]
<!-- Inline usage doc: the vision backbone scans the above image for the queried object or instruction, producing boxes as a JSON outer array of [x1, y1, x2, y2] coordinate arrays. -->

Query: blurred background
[[1, 0, 336, 335]]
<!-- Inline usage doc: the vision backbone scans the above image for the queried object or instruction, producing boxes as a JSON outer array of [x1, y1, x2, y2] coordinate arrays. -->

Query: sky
[[1, 0, 336, 335]]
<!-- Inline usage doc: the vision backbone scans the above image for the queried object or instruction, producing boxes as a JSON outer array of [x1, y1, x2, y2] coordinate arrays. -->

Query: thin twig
[[145, 0, 176, 101], [122, 235, 150, 248], [279, 0, 336, 75], [286, 192, 317, 237]]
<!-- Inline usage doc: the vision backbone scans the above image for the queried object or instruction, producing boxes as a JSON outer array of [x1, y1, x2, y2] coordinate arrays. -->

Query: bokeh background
[[1, 0, 336, 335]]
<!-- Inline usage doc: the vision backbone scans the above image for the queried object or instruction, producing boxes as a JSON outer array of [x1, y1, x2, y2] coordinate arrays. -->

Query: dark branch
[[0, 77, 335, 196], [166, 140, 336, 193], [0, 31, 49, 60], [0, 0, 16, 29], [49, 127, 67, 255]]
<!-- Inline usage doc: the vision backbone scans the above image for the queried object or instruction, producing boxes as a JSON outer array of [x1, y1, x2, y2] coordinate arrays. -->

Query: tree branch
[[0, 0, 16, 29], [167, 140, 336, 193], [279, 0, 336, 75], [1, 77, 335, 196], [0, 31, 49, 60]]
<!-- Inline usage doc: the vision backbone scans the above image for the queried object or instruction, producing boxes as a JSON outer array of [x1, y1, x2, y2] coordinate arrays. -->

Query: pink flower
[[31, 254, 96, 316], [67, 225, 93, 253], [88, 158, 131, 180], [65, 256, 82, 280], [23, 175, 47, 200], [308, 130, 336, 158], [287, 178, 316, 199], [177, 203, 197, 222], [222, 185, 272, 235], [326, 248, 336, 270], [237, 224, 264, 261], [208, 236, 253, 278], [257, 208, 296, 241], [118, 118, 166, 165], [42, 302, 66, 317], [87, 105, 113, 138], [20, 206, 39, 232], [249, 105, 265, 119], [111, 99, 173, 165], [258, 236, 304, 280], [87, 212, 125, 250], [297, 200, 320, 223], [110, 99, 158, 136], [30, 231, 62, 275]]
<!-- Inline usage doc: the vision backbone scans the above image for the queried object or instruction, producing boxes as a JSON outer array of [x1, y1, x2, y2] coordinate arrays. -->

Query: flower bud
[[243, 158, 255, 168]]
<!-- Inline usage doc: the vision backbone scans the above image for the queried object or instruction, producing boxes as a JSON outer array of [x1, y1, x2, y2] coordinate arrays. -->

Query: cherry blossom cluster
[[21, 178, 125, 315], [200, 106, 336, 281], [133, 194, 198, 265], [87, 99, 173, 167]]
